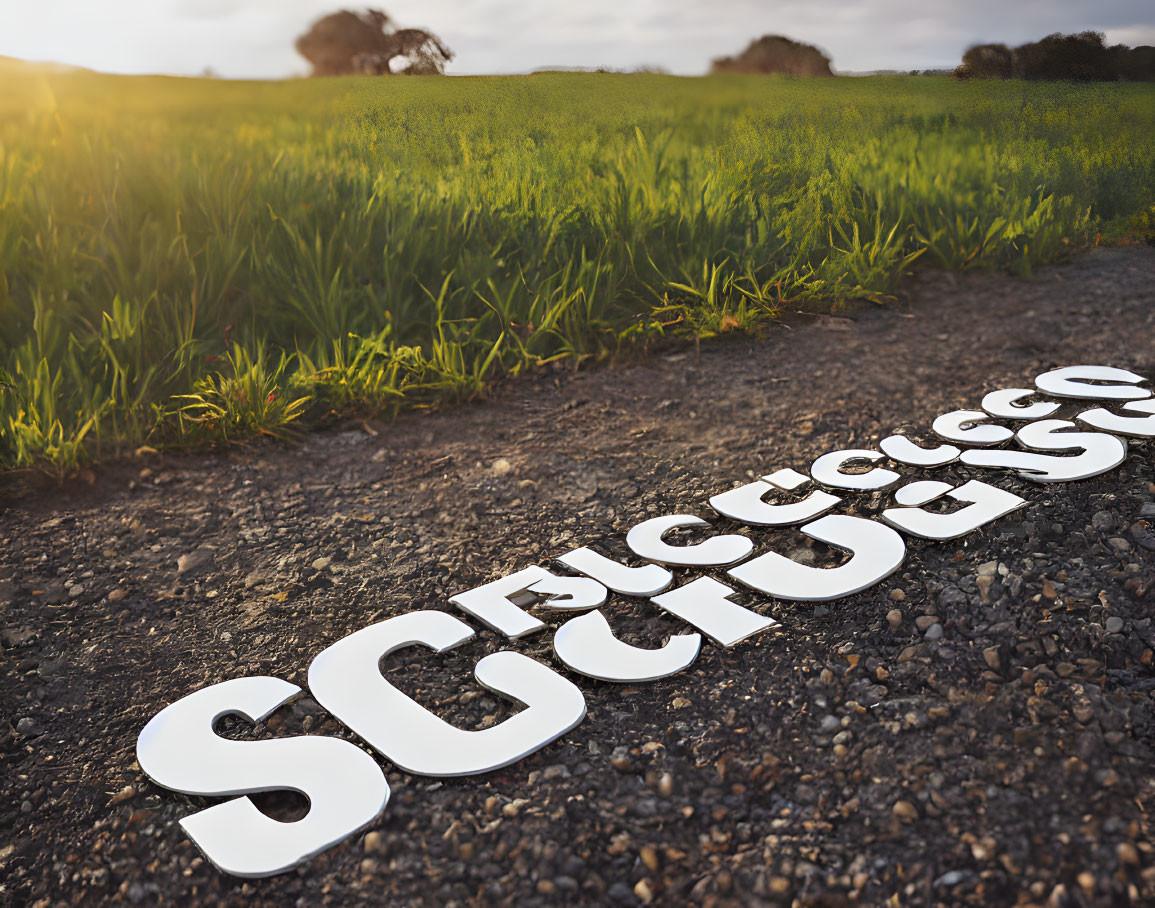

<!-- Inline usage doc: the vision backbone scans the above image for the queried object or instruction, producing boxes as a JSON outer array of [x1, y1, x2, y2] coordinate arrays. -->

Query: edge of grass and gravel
[[1, 69, 1153, 475]]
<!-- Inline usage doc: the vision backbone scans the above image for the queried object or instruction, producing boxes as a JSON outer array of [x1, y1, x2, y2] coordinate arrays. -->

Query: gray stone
[[938, 586, 967, 609], [555, 876, 580, 894], [1091, 510, 1115, 529], [1131, 522, 1155, 552]]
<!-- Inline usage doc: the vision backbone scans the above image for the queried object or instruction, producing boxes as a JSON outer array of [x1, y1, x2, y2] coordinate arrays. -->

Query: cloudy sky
[[2, 0, 1152, 78]]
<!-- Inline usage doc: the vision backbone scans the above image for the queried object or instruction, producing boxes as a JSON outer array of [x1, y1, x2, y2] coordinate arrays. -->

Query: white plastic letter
[[626, 514, 753, 566], [981, 388, 1060, 421], [136, 677, 389, 878], [1076, 399, 1155, 438], [881, 480, 1026, 540], [710, 480, 840, 526], [552, 610, 701, 682], [879, 435, 961, 467], [728, 515, 905, 601], [650, 577, 778, 647], [959, 419, 1127, 483], [527, 573, 608, 610], [931, 410, 1014, 446], [449, 567, 550, 638], [763, 468, 809, 489], [894, 480, 954, 506], [810, 450, 901, 491], [308, 611, 586, 777], [1035, 365, 1150, 401], [555, 547, 674, 596]]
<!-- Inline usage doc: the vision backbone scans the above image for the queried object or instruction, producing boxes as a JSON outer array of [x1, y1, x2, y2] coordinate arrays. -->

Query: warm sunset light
[[0, 0, 1152, 76], [2, 2, 1153, 905]]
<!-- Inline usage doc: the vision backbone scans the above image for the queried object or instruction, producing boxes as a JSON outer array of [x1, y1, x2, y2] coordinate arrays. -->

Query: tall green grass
[[1, 66, 1152, 472]]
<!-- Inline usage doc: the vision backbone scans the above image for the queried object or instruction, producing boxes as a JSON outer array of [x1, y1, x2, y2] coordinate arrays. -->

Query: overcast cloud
[[2, 0, 1152, 78]]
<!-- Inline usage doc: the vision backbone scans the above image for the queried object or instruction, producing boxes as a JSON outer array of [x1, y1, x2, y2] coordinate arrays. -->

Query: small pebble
[[886, 609, 903, 629], [1091, 510, 1114, 529], [177, 549, 213, 576], [892, 800, 918, 820], [363, 831, 385, 854], [107, 785, 135, 806], [1105, 616, 1124, 634], [502, 798, 529, 817]]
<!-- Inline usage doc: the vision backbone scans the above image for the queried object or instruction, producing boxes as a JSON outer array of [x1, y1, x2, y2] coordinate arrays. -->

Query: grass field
[[1, 64, 1152, 472]]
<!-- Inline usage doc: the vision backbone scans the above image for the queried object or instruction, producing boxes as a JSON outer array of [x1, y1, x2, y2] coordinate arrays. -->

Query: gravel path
[[1, 246, 1154, 906]]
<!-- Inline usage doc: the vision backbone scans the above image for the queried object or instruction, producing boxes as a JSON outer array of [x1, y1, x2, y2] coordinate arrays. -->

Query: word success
[[136, 365, 1154, 877]]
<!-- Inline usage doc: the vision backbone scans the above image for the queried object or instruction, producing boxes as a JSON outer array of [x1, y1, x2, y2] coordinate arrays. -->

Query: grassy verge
[[1, 66, 1152, 473]]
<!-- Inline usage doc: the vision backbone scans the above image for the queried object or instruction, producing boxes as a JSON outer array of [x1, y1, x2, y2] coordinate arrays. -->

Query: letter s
[[136, 677, 389, 878]]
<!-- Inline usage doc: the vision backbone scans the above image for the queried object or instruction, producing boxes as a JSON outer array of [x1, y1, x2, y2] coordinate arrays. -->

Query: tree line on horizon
[[955, 31, 1155, 81], [294, 8, 1154, 82]]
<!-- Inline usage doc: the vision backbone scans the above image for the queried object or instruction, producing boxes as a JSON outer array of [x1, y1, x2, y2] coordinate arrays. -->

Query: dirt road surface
[[2, 246, 1154, 905]]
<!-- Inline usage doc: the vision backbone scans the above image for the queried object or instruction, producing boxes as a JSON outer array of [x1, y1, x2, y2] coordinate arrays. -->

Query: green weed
[[0, 69, 1151, 471]]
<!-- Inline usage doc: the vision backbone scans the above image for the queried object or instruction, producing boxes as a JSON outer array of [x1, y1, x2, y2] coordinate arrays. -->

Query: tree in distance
[[295, 8, 453, 76], [711, 36, 833, 77], [956, 43, 1013, 80], [955, 31, 1155, 81]]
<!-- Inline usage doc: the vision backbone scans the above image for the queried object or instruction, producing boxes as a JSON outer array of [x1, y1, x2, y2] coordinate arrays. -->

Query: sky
[[1, 0, 1153, 79]]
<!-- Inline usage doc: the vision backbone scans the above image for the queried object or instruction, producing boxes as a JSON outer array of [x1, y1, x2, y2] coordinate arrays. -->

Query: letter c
[[308, 611, 587, 777]]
